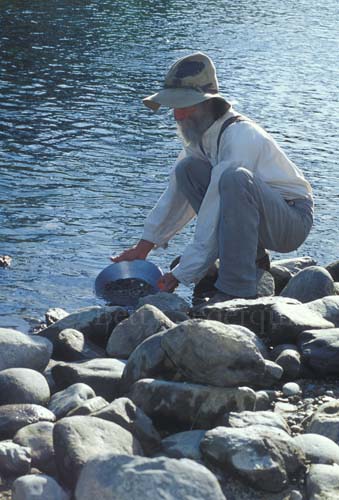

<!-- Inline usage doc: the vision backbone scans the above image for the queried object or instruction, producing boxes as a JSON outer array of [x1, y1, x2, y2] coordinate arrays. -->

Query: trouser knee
[[218, 167, 253, 192]]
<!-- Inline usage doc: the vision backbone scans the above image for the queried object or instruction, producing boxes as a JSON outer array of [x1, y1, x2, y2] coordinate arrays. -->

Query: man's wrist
[[137, 239, 155, 257]]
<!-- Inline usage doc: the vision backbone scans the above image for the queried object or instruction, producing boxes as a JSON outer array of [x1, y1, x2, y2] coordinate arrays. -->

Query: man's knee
[[219, 167, 253, 192]]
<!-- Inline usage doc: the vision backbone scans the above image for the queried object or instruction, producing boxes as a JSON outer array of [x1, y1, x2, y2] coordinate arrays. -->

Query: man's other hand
[[158, 272, 179, 292], [111, 239, 154, 263]]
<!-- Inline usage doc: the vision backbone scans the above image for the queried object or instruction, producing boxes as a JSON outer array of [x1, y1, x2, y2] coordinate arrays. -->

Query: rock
[[192, 296, 300, 336], [307, 400, 339, 444], [67, 396, 108, 416], [255, 391, 271, 411], [256, 360, 283, 387], [0, 328, 52, 372], [257, 269, 275, 297], [45, 308, 68, 326], [53, 415, 143, 488], [268, 302, 334, 345], [161, 430, 206, 461], [92, 397, 161, 456], [282, 382, 301, 396], [53, 329, 106, 361], [0, 255, 12, 267], [51, 358, 126, 401], [306, 296, 339, 327], [43, 360, 59, 394], [335, 282, 339, 295], [270, 256, 317, 294], [201, 425, 306, 492], [326, 260, 339, 282], [0, 441, 31, 475], [293, 433, 339, 465], [13, 422, 56, 476], [281, 266, 334, 303], [164, 311, 190, 323], [137, 292, 190, 314], [48, 383, 96, 419], [161, 320, 266, 387], [298, 328, 339, 375], [38, 305, 128, 347], [223, 410, 290, 434], [121, 332, 175, 392], [306, 463, 339, 499], [0, 404, 55, 439], [274, 347, 301, 380], [0, 368, 50, 406], [75, 455, 225, 500], [106, 305, 175, 359], [128, 378, 256, 429], [12, 474, 70, 500], [274, 402, 299, 418]]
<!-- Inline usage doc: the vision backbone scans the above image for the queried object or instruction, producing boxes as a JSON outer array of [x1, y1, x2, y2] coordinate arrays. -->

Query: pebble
[[283, 382, 301, 397]]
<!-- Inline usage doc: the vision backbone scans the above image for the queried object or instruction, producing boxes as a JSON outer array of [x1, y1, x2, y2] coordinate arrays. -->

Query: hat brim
[[143, 88, 227, 111]]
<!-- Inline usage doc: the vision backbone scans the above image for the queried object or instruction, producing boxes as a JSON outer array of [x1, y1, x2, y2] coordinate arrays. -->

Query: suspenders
[[199, 115, 248, 158]]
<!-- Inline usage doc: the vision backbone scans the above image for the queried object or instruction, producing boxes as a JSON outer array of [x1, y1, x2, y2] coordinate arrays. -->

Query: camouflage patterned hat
[[143, 52, 227, 111]]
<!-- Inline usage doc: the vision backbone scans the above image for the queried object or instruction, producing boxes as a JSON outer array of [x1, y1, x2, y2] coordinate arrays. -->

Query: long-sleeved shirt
[[142, 107, 313, 286]]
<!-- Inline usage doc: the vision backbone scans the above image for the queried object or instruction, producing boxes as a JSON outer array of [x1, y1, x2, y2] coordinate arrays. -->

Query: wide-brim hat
[[143, 52, 228, 111]]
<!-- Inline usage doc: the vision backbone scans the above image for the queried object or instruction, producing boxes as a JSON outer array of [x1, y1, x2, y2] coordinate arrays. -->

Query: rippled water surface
[[1, 0, 338, 330]]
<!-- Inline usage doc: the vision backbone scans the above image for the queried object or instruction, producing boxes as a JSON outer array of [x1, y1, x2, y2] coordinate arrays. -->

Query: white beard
[[176, 108, 215, 147]]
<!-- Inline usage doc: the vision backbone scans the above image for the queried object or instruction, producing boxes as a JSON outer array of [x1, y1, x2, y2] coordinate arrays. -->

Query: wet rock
[[51, 358, 126, 401], [268, 302, 334, 344], [298, 328, 339, 375], [92, 396, 160, 456], [53, 328, 106, 361], [281, 266, 334, 302], [53, 415, 143, 488], [326, 260, 339, 282], [282, 382, 301, 396], [48, 383, 96, 419], [223, 410, 290, 434], [161, 430, 206, 461], [306, 463, 339, 499], [67, 396, 108, 416], [192, 296, 300, 336], [0, 368, 50, 406], [0, 328, 52, 372], [161, 320, 266, 387], [274, 346, 301, 380], [270, 256, 317, 294], [306, 295, 339, 327], [45, 308, 68, 326], [0, 255, 12, 267], [38, 305, 128, 348], [12, 474, 70, 500], [137, 292, 190, 315], [0, 441, 31, 475], [201, 425, 306, 492], [307, 400, 339, 443], [129, 378, 256, 429], [0, 404, 55, 439], [75, 455, 225, 500], [106, 305, 174, 359], [293, 433, 339, 465], [13, 422, 56, 476]]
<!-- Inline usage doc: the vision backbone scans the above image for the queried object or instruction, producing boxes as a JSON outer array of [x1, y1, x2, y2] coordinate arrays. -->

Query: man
[[112, 52, 313, 302]]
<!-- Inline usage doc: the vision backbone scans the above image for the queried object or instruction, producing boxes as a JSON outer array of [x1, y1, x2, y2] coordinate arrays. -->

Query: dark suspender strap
[[216, 115, 247, 155]]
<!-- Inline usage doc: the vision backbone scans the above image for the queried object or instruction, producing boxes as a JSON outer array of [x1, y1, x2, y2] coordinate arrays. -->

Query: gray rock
[[14, 422, 56, 476], [45, 308, 69, 326], [224, 410, 290, 434], [282, 382, 301, 396], [53, 415, 143, 488], [92, 397, 161, 456], [121, 332, 175, 392], [0, 440, 31, 475], [298, 328, 339, 375], [335, 282, 339, 295], [0, 404, 55, 439], [39, 305, 128, 347], [201, 426, 306, 492], [294, 433, 339, 465], [137, 292, 190, 314], [306, 296, 339, 327], [254, 391, 271, 411], [256, 360, 283, 387], [129, 378, 256, 428], [326, 260, 339, 282], [274, 347, 301, 380], [75, 455, 225, 500], [67, 396, 108, 416], [12, 474, 69, 500], [0, 368, 50, 406], [192, 296, 300, 336], [0, 328, 52, 372], [257, 269, 275, 297], [106, 305, 175, 359], [161, 430, 206, 461], [268, 302, 334, 345], [270, 256, 317, 294], [161, 320, 266, 387], [53, 328, 106, 361], [306, 463, 339, 500], [307, 401, 339, 444], [281, 266, 335, 303], [51, 358, 126, 401], [48, 383, 96, 419]]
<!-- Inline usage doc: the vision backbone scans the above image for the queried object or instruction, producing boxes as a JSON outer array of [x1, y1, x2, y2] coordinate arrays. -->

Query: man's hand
[[111, 239, 154, 263], [158, 272, 179, 292]]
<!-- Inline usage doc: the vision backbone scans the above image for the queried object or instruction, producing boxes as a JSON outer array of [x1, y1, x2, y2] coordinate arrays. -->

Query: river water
[[0, 0, 338, 331]]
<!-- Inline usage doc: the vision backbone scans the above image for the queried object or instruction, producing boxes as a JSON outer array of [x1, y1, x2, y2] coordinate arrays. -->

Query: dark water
[[1, 0, 338, 331]]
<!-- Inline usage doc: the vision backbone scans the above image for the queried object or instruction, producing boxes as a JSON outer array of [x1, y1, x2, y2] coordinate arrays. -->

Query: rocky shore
[[1, 256, 339, 499]]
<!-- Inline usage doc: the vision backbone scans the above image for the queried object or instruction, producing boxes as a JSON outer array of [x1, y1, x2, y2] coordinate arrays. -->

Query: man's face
[[174, 103, 207, 146]]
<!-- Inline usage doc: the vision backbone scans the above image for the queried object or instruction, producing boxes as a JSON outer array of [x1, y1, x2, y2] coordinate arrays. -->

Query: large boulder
[[128, 378, 256, 429], [161, 430, 206, 461], [137, 292, 190, 315], [53, 328, 106, 361], [75, 455, 226, 500], [53, 416, 143, 489], [0, 368, 50, 406], [0, 441, 31, 475], [223, 410, 290, 434], [280, 266, 335, 302], [0, 404, 55, 439], [48, 383, 96, 419], [326, 260, 339, 282], [306, 296, 339, 327], [0, 328, 52, 372], [298, 328, 339, 375], [106, 305, 174, 359], [161, 320, 266, 387], [293, 434, 339, 465], [306, 464, 339, 500], [273, 346, 301, 380], [307, 401, 339, 444], [67, 396, 108, 416], [12, 474, 70, 500], [270, 256, 317, 293]]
